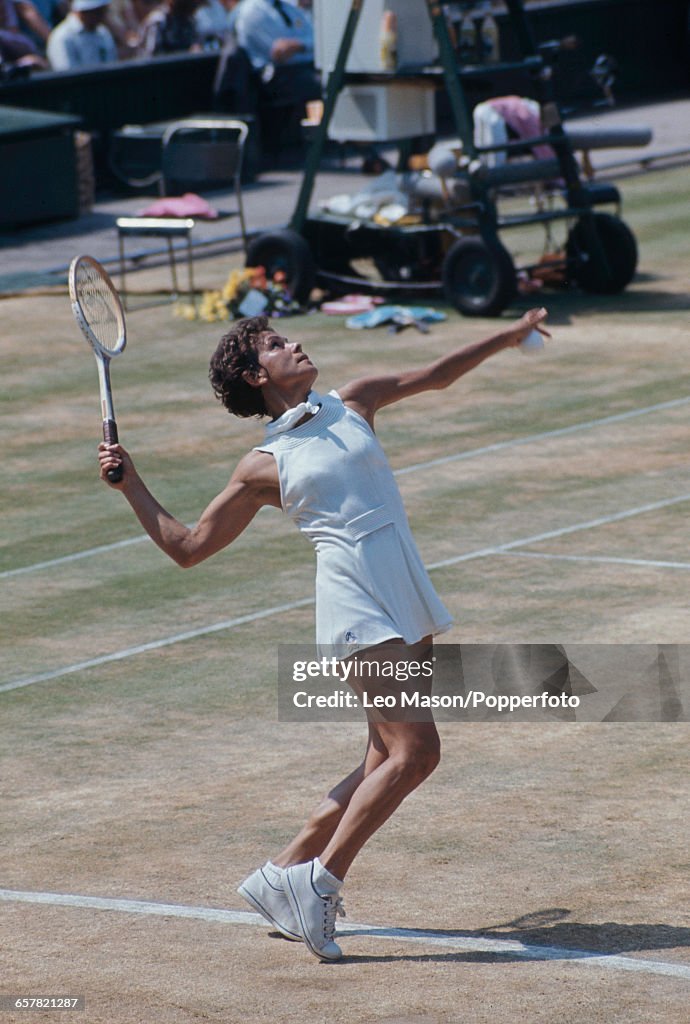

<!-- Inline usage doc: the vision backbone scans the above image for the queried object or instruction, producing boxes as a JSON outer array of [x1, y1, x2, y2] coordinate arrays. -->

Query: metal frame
[[116, 118, 249, 309], [288, 0, 616, 291]]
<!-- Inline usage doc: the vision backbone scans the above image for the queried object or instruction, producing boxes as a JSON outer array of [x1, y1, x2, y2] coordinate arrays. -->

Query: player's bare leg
[[271, 724, 388, 868], [237, 724, 388, 944], [282, 637, 440, 959], [316, 640, 440, 881]]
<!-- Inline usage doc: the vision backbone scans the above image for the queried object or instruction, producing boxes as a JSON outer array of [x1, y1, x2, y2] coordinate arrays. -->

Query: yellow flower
[[222, 273, 239, 302], [198, 289, 224, 322], [173, 301, 198, 321], [223, 267, 257, 302], [174, 266, 267, 323]]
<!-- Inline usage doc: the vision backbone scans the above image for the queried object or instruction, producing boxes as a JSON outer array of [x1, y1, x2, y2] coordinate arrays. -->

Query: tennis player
[[98, 306, 550, 961]]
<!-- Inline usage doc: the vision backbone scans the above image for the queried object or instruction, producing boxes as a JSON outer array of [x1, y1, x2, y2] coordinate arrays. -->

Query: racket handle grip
[[103, 419, 123, 484]]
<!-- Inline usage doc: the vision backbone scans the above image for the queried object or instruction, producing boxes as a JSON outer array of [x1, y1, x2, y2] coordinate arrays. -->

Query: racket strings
[[75, 264, 123, 354]]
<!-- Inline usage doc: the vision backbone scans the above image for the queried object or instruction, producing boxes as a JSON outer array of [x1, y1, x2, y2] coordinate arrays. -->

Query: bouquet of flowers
[[174, 266, 303, 323]]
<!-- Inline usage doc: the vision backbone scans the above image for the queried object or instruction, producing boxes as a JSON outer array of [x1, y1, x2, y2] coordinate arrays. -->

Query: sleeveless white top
[[255, 390, 452, 656]]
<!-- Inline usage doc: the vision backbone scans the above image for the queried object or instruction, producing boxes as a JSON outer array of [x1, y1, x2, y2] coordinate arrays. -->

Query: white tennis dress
[[255, 390, 452, 657]]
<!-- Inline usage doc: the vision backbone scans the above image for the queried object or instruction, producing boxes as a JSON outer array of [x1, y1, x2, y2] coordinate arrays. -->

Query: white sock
[[313, 857, 343, 892], [263, 861, 284, 883]]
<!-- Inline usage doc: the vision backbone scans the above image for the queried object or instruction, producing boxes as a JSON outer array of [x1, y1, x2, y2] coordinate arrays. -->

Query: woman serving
[[98, 306, 550, 962]]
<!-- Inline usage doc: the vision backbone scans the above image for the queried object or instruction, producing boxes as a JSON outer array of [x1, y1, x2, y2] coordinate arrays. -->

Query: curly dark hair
[[209, 315, 270, 418]]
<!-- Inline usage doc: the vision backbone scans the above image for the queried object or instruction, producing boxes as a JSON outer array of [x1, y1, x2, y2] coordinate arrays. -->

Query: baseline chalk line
[[1, 889, 688, 981]]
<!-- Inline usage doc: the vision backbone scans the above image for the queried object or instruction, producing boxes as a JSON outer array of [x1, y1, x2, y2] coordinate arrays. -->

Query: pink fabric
[[136, 193, 219, 218], [488, 96, 555, 160], [321, 294, 384, 315]]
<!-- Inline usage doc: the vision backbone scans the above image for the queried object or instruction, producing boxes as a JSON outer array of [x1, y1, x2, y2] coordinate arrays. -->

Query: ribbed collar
[[263, 390, 323, 438]]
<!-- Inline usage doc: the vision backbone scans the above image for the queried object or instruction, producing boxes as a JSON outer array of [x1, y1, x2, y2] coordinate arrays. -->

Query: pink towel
[[488, 96, 555, 160], [136, 193, 219, 218]]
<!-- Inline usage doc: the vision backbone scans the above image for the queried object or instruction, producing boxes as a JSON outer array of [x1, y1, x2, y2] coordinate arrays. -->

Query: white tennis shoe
[[285, 859, 346, 962], [237, 863, 302, 942]]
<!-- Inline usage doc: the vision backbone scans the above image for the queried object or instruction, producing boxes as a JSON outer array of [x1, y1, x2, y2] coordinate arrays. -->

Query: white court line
[[1, 889, 688, 981], [3, 395, 690, 580], [395, 394, 690, 476], [426, 493, 690, 570], [0, 597, 313, 694], [504, 551, 690, 571], [3, 492, 690, 694], [0, 534, 151, 579]]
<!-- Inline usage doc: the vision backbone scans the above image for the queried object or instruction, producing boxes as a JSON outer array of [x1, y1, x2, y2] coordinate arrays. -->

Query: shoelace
[[322, 894, 346, 942]]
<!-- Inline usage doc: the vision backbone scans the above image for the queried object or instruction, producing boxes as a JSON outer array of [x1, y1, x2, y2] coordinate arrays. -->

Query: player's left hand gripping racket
[[68, 255, 127, 484]]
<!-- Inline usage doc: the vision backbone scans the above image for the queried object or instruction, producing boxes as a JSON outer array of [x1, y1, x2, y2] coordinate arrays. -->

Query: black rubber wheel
[[566, 212, 638, 294], [442, 235, 517, 317], [245, 228, 316, 304]]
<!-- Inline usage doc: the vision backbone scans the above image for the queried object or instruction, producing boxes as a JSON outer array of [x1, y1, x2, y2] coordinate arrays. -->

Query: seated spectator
[[1, 0, 52, 50], [233, 0, 320, 108], [105, 0, 145, 56], [194, 0, 235, 48], [47, 0, 118, 68], [0, 26, 47, 70], [29, 0, 65, 31], [137, 0, 203, 55]]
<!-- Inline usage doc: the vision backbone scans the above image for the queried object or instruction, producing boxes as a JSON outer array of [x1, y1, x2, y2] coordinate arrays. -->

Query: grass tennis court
[[1, 165, 689, 1022]]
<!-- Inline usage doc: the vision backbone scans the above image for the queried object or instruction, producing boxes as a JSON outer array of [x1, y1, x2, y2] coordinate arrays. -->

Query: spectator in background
[[29, 0, 65, 32], [0, 27, 47, 70], [137, 0, 203, 55], [233, 0, 319, 108], [47, 0, 117, 67], [194, 0, 235, 48], [1, 0, 52, 51], [105, 0, 147, 56]]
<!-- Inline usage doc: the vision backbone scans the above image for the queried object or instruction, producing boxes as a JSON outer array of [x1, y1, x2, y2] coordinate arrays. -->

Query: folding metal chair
[[116, 118, 249, 308]]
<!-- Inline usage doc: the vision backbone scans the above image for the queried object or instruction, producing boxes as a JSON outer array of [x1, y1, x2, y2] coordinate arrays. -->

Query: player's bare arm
[[98, 444, 280, 567], [340, 307, 550, 425]]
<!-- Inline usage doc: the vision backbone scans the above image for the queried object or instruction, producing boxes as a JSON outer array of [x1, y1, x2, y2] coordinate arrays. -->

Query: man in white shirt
[[233, 0, 319, 107], [234, 0, 312, 71], [47, 0, 117, 69]]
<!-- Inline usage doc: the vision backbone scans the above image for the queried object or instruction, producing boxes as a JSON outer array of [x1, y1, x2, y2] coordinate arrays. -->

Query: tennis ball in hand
[[520, 328, 545, 354]]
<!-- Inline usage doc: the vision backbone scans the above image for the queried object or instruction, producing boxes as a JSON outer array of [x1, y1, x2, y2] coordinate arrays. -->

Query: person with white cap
[[46, 0, 117, 68]]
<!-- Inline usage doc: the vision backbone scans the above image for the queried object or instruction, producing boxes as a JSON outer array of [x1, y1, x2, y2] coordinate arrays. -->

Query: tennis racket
[[68, 255, 127, 484]]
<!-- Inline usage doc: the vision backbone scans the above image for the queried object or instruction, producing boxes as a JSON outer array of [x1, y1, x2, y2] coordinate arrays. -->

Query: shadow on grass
[[509, 277, 690, 323], [322, 908, 690, 965]]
